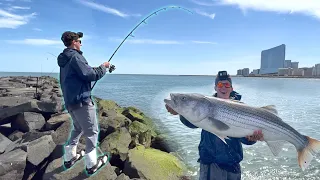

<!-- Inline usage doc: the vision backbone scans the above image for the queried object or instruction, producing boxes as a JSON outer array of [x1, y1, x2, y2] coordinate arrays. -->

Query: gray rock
[[0, 132, 12, 153], [100, 127, 131, 161], [45, 112, 70, 131], [52, 120, 71, 145], [11, 112, 46, 132], [43, 157, 118, 180], [0, 100, 63, 123], [22, 134, 56, 166], [0, 148, 27, 180], [0, 97, 33, 109]]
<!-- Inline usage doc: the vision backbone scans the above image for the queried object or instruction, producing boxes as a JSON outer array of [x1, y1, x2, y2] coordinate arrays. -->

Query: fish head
[[164, 93, 210, 122]]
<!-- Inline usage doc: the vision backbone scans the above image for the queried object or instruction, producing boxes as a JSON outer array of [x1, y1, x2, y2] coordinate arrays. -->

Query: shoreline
[[1, 71, 320, 79]]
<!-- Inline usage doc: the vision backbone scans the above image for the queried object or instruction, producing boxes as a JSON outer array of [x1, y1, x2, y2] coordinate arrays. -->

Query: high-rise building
[[314, 64, 320, 76], [260, 44, 286, 74], [237, 69, 243, 75], [242, 68, 250, 76], [252, 69, 259, 75], [284, 60, 291, 68], [291, 62, 299, 69]]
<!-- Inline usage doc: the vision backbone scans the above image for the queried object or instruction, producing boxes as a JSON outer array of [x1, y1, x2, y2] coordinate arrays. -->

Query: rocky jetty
[[0, 76, 190, 180]]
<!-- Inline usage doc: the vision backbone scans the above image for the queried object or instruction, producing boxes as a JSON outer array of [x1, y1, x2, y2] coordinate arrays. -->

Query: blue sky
[[0, 0, 319, 75]]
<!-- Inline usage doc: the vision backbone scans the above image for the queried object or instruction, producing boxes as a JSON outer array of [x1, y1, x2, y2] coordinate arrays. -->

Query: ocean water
[[1, 72, 320, 180]]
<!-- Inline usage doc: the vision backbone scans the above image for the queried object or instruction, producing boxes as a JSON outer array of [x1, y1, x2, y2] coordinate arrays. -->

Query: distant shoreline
[[232, 75, 320, 79]]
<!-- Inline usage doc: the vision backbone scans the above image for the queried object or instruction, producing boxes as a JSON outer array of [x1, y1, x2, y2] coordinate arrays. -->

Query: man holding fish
[[165, 70, 264, 180], [165, 70, 320, 180]]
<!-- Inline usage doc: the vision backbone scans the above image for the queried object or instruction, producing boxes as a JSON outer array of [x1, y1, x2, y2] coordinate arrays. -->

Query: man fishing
[[57, 31, 111, 175], [165, 70, 264, 180]]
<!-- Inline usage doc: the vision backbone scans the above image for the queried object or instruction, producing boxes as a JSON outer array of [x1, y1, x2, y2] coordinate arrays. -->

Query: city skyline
[[237, 43, 319, 77]]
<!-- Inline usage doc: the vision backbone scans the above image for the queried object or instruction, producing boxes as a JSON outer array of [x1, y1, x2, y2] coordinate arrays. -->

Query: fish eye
[[182, 96, 186, 100]]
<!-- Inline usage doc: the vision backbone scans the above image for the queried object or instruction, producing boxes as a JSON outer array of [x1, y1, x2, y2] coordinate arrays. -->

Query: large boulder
[[98, 109, 132, 140], [0, 148, 28, 180], [100, 127, 132, 161], [0, 100, 63, 123], [123, 145, 187, 180], [51, 120, 71, 145], [128, 121, 153, 148], [11, 112, 46, 132], [45, 112, 71, 131], [121, 107, 158, 133], [22, 134, 56, 166], [4, 132, 56, 165]]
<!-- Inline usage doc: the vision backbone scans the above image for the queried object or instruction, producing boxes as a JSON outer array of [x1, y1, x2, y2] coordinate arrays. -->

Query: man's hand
[[246, 130, 264, 141], [165, 104, 178, 115], [102, 62, 110, 68]]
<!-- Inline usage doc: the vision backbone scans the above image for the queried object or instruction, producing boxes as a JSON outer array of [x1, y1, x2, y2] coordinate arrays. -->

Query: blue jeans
[[199, 163, 241, 180]]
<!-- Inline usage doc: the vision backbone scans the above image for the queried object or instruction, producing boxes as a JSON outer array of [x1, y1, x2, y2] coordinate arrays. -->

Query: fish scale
[[164, 93, 320, 171], [215, 102, 307, 149]]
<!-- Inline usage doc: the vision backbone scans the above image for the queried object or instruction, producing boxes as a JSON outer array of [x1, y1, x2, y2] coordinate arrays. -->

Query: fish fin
[[208, 117, 230, 131], [266, 140, 286, 156], [261, 105, 278, 115], [230, 99, 244, 104], [298, 136, 320, 171]]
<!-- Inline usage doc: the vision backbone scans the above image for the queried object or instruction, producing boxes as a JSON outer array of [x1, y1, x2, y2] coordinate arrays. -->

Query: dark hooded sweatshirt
[[57, 48, 106, 110]]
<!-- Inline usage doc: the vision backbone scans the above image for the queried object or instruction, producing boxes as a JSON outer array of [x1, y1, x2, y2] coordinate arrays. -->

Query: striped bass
[[164, 93, 320, 171]]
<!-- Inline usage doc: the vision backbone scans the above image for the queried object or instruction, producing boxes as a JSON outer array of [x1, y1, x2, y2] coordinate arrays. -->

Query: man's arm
[[70, 55, 107, 82], [180, 115, 198, 129]]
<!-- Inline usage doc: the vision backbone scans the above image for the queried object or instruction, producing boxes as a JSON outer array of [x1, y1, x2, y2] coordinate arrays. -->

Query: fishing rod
[[91, 5, 193, 89]]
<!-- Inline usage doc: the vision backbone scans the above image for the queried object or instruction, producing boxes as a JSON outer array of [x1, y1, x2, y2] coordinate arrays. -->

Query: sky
[[0, 0, 320, 75]]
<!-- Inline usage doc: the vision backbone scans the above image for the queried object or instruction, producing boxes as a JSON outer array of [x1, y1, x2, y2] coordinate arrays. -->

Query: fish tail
[[297, 136, 320, 171]]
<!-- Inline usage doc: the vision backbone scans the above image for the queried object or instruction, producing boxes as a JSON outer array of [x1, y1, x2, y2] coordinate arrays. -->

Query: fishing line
[[46, 6, 193, 91], [91, 5, 193, 89]]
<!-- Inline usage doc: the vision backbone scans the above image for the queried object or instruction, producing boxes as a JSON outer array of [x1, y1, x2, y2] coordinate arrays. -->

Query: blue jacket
[[57, 48, 107, 109], [179, 91, 256, 173]]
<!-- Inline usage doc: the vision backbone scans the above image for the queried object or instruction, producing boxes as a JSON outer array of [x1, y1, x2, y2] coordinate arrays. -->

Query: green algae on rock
[[123, 145, 187, 180]]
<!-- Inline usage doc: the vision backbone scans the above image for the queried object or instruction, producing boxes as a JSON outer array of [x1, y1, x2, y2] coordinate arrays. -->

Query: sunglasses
[[217, 81, 231, 88], [75, 39, 81, 44]]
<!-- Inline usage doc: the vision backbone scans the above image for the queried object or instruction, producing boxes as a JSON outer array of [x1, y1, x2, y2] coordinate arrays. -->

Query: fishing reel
[[109, 64, 116, 73]]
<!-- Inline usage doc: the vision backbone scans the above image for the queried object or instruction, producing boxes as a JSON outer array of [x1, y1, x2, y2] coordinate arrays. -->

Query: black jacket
[[57, 48, 106, 109]]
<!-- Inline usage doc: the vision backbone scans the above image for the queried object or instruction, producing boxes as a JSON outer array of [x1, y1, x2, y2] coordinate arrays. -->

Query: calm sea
[[1, 72, 320, 180]]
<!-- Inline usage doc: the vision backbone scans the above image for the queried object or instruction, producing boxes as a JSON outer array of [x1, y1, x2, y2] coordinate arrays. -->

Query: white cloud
[[109, 38, 183, 45], [6, 39, 62, 46], [76, 0, 138, 18], [11, 6, 30, 10], [190, 0, 215, 6], [215, 0, 320, 19], [192, 40, 217, 44], [0, 9, 36, 28], [33, 28, 42, 31], [195, 9, 216, 19]]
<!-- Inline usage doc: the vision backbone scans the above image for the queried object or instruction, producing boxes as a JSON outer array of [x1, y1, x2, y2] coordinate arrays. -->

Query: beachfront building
[[242, 68, 250, 76], [284, 60, 292, 68], [291, 62, 299, 69], [313, 64, 320, 76], [260, 44, 286, 74], [300, 67, 313, 76], [278, 68, 292, 76]]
